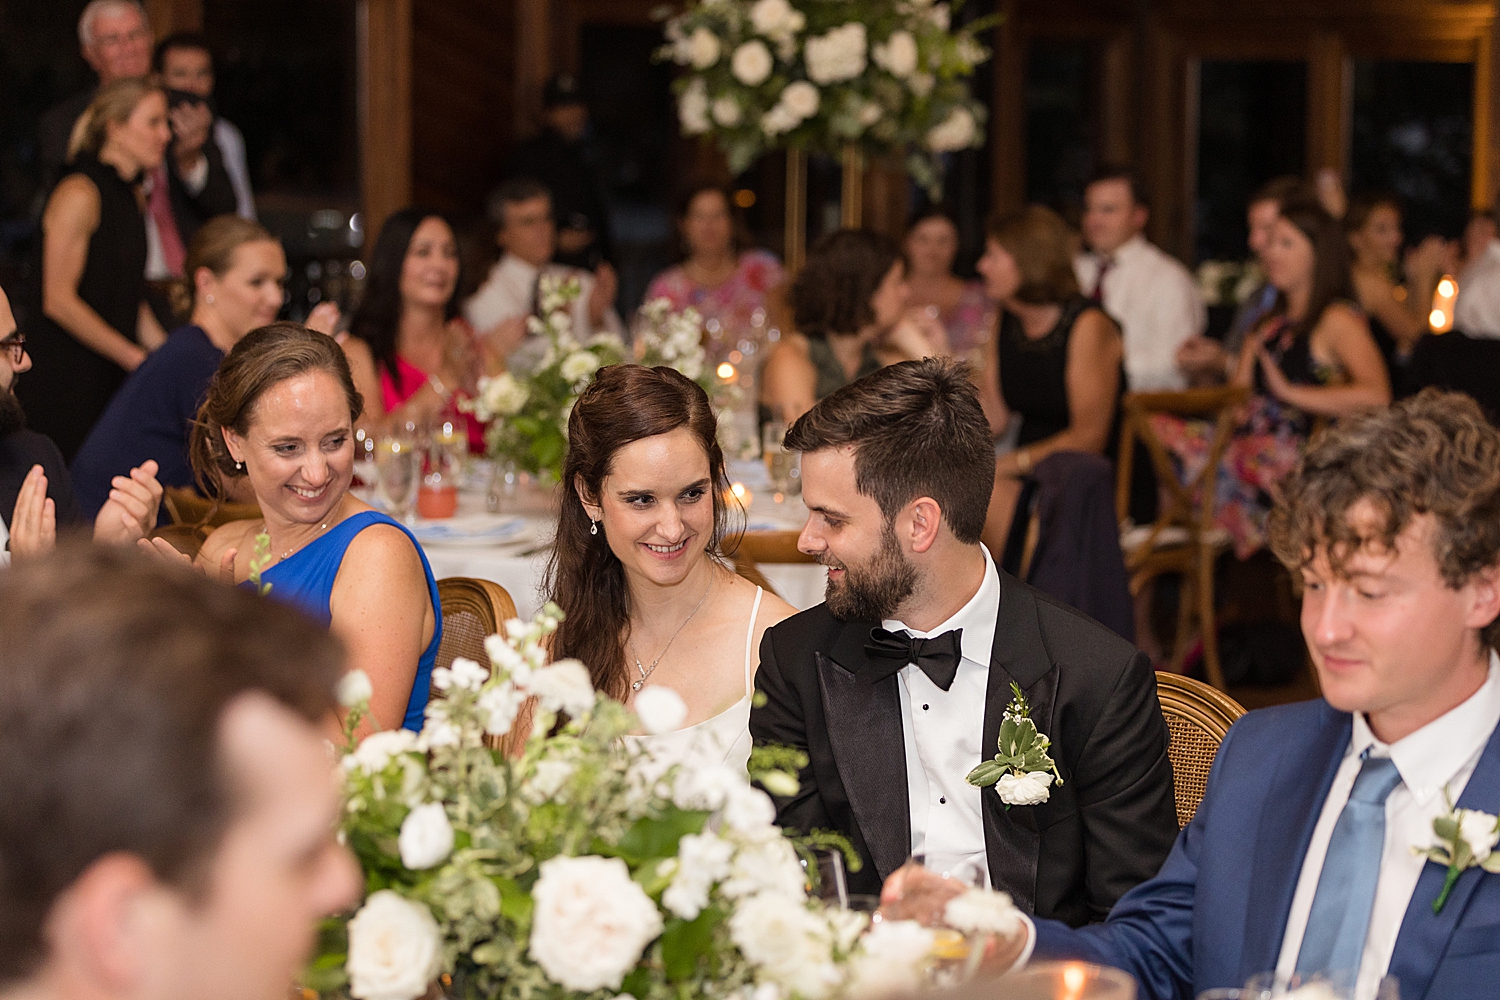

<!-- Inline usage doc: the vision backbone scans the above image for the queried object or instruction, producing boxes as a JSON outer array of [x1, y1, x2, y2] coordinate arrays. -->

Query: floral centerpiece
[[660, 0, 996, 195], [308, 606, 1025, 1000]]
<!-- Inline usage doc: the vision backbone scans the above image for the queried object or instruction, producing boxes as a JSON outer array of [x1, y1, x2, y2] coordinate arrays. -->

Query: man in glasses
[[0, 285, 162, 564]]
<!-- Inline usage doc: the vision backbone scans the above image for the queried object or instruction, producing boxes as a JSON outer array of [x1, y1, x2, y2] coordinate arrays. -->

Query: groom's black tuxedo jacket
[[750, 570, 1179, 927]]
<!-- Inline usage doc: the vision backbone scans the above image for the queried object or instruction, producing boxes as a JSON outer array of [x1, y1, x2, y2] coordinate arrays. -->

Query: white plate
[[410, 514, 527, 545]]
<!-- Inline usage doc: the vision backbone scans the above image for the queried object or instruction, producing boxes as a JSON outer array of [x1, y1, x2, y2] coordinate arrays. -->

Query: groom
[[750, 358, 1179, 926]]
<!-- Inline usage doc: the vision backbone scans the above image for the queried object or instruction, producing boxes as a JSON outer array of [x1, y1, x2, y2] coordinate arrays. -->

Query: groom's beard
[[0, 385, 25, 437], [822, 523, 917, 622]]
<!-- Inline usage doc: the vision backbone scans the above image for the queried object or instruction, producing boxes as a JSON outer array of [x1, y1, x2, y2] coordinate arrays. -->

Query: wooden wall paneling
[[1100, 31, 1135, 166], [1306, 31, 1349, 183], [358, 0, 412, 251], [145, 0, 202, 35], [515, 0, 552, 138], [991, 0, 1026, 215], [1484, 17, 1500, 206], [1141, 14, 1191, 257]]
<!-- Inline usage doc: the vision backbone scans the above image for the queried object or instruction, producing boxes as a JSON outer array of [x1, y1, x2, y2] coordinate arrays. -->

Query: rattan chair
[[436, 577, 522, 753], [1117, 386, 1249, 689], [1156, 671, 1246, 827]]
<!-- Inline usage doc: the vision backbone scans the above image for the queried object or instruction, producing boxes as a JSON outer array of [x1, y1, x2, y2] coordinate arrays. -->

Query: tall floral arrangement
[[661, 0, 995, 195], [306, 606, 1022, 1000]]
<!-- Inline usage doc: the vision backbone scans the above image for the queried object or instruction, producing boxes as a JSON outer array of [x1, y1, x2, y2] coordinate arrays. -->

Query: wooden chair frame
[[1117, 386, 1248, 690], [1156, 671, 1246, 826]]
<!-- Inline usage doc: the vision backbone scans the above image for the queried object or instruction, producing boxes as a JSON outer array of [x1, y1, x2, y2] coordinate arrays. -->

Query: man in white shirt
[[1074, 165, 1207, 391], [751, 358, 1178, 925], [908, 390, 1500, 1000], [464, 177, 622, 370], [1454, 210, 1500, 339]]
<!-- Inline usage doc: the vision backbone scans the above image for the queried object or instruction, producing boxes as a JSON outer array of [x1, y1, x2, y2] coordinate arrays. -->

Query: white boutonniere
[[965, 682, 1063, 807], [1412, 796, 1500, 913]]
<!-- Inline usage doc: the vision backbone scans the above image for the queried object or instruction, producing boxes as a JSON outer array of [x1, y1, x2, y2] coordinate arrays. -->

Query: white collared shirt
[[1073, 233, 1206, 391], [1455, 240, 1500, 340], [883, 546, 999, 885], [462, 253, 624, 347], [1275, 653, 1500, 1000]]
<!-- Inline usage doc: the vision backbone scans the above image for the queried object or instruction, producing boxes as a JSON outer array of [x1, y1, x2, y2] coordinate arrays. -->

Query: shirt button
[[922, 704, 930, 711], [939, 797, 946, 804]]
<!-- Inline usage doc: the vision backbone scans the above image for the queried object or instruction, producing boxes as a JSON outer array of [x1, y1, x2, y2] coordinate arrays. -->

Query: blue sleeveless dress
[[253, 510, 441, 731]]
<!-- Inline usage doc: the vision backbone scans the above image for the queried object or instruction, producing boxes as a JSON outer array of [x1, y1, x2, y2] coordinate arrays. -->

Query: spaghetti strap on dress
[[251, 509, 442, 732]]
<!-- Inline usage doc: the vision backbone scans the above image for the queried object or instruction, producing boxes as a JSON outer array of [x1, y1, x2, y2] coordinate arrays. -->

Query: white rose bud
[[688, 27, 721, 69], [634, 685, 688, 734], [994, 769, 1054, 806], [781, 80, 821, 121], [732, 40, 774, 86], [337, 669, 374, 707], [398, 802, 455, 870], [346, 891, 444, 1000]]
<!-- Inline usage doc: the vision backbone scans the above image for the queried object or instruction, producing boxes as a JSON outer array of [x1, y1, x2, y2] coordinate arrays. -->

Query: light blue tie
[[1295, 752, 1404, 976]]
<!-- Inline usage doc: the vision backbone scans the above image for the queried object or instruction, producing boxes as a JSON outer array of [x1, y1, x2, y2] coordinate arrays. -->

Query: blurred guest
[[1178, 175, 1308, 386], [343, 208, 488, 448], [20, 78, 171, 462], [464, 178, 622, 370], [1346, 191, 1449, 364], [975, 206, 1123, 551], [1, 284, 164, 565], [165, 323, 441, 734], [903, 208, 992, 360], [36, 0, 153, 192], [761, 229, 942, 425], [1462, 208, 1497, 270], [1159, 197, 1390, 558], [71, 216, 315, 518], [499, 74, 611, 269], [0, 546, 361, 1000], [645, 184, 784, 380], [1075, 163, 1206, 391], [154, 32, 256, 221], [548, 364, 795, 771], [1456, 206, 1500, 339]]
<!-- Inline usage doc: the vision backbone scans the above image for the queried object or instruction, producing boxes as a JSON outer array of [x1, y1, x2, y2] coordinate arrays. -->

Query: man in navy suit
[[886, 389, 1500, 1000]]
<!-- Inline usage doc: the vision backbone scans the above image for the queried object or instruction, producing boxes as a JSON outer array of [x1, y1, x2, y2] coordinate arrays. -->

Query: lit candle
[[1061, 962, 1087, 1000], [1430, 273, 1458, 333], [729, 481, 753, 511], [717, 361, 738, 383]]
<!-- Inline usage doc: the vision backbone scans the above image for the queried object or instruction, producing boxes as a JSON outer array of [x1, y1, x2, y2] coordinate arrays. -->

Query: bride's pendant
[[632, 678, 645, 692]]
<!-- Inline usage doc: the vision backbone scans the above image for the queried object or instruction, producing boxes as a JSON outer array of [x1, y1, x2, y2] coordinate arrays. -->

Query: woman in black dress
[[20, 77, 170, 460], [975, 205, 1123, 551]]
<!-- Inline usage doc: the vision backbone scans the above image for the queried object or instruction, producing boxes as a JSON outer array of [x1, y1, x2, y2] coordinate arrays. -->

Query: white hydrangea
[[431, 656, 489, 693], [529, 856, 664, 992], [526, 659, 596, 718], [713, 96, 744, 127], [476, 680, 525, 736], [926, 106, 977, 152], [804, 23, 867, 85], [344, 729, 420, 774], [872, 30, 918, 78], [679, 79, 711, 135], [845, 920, 934, 999], [560, 349, 603, 383], [661, 831, 735, 919], [731, 40, 774, 86], [728, 894, 841, 1000], [687, 26, 722, 69], [475, 372, 529, 419], [721, 830, 806, 900]]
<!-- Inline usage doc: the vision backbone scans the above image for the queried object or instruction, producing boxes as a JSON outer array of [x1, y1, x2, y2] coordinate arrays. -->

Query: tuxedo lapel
[[981, 574, 1059, 912], [816, 619, 911, 881], [1387, 720, 1500, 1000], [1237, 705, 1353, 982]]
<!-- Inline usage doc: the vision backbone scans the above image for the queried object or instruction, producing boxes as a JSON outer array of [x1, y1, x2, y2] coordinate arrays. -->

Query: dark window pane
[[1350, 60, 1472, 240], [1195, 60, 1307, 262], [1025, 42, 1094, 220]]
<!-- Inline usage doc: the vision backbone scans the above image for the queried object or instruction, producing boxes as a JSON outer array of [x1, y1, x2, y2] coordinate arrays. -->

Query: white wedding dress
[[621, 587, 761, 774]]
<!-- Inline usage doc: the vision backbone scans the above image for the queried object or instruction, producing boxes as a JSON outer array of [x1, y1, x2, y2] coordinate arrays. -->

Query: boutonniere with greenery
[[1412, 797, 1500, 913], [964, 682, 1062, 808]]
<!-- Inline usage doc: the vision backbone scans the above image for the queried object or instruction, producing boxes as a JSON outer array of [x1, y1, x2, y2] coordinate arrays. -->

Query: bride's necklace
[[629, 576, 714, 692]]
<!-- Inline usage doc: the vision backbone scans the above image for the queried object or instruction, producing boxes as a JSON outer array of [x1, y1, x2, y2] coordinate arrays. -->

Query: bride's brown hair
[[545, 364, 733, 700]]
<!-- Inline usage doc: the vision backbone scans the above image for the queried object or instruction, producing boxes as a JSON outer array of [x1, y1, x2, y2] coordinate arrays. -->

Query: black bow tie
[[864, 627, 964, 691]]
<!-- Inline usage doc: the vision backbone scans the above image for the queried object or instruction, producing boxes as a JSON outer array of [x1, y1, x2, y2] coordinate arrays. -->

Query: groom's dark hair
[[784, 357, 994, 543]]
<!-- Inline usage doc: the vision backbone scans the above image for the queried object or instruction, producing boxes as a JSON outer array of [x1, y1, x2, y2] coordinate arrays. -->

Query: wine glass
[[375, 434, 419, 523], [763, 420, 795, 497]]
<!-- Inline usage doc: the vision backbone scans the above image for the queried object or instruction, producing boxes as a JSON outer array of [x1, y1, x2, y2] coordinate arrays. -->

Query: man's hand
[[588, 263, 618, 327], [880, 862, 1031, 971], [170, 101, 213, 176], [93, 460, 164, 546], [9, 465, 57, 560]]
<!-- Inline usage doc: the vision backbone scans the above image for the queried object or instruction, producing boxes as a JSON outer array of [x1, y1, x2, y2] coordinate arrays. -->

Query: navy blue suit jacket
[[1034, 698, 1500, 1000]]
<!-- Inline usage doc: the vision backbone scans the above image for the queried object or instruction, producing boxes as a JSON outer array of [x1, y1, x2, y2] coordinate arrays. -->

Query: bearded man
[[749, 357, 1178, 927]]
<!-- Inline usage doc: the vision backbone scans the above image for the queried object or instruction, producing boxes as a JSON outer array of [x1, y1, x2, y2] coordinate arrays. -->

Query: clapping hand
[[588, 263, 618, 327], [92, 460, 164, 546], [137, 535, 239, 584], [305, 301, 343, 337], [8, 465, 56, 560]]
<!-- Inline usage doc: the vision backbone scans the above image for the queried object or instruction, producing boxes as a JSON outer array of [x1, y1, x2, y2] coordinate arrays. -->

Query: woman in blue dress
[[179, 322, 440, 733]]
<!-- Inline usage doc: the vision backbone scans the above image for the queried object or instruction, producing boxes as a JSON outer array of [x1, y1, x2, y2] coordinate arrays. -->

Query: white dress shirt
[[1074, 233, 1206, 391], [1455, 240, 1500, 339], [884, 546, 999, 885], [214, 118, 257, 221], [463, 253, 624, 359], [1274, 653, 1500, 1000]]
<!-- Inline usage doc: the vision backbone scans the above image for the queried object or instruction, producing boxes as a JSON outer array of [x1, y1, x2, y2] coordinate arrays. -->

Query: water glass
[[802, 847, 850, 905], [763, 420, 793, 494], [375, 435, 419, 522], [913, 852, 987, 888]]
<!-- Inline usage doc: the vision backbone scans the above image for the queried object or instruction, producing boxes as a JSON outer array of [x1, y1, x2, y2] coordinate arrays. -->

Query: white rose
[[908, 72, 935, 98], [688, 27, 722, 69], [781, 80, 820, 120], [728, 894, 841, 1000], [526, 658, 596, 718], [398, 802, 455, 870], [749, 0, 795, 35], [634, 685, 688, 734], [732, 40, 774, 86], [338, 669, 374, 707], [926, 106, 978, 152], [872, 30, 918, 78], [344, 729, 419, 774], [346, 890, 444, 1000], [761, 103, 801, 137], [679, 79, 711, 135], [713, 96, 744, 127], [943, 887, 1024, 936], [846, 919, 934, 999], [994, 769, 1053, 806], [1460, 809, 1500, 862], [529, 855, 664, 991], [560, 350, 603, 383], [478, 372, 528, 417], [804, 23, 867, 85]]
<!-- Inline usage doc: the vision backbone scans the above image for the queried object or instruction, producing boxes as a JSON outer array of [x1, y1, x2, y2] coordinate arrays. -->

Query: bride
[[544, 363, 794, 771]]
